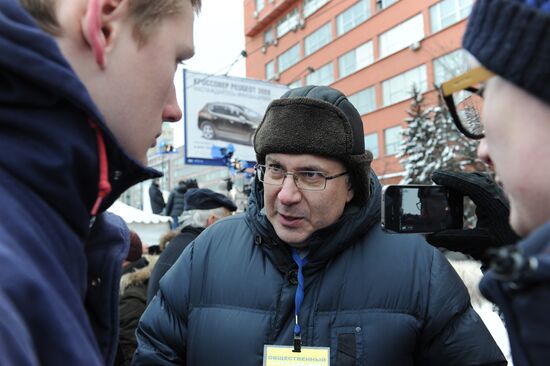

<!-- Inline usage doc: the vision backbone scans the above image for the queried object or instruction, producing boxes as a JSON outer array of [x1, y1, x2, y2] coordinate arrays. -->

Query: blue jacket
[[0, 1, 160, 365], [134, 175, 506, 365], [480, 220, 550, 366]]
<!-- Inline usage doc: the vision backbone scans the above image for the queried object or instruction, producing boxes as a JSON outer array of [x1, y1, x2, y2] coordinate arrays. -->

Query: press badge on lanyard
[[263, 249, 330, 366], [263, 345, 330, 366]]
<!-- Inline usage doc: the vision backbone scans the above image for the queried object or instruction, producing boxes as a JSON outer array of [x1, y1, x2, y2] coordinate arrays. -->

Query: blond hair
[[19, 0, 201, 41]]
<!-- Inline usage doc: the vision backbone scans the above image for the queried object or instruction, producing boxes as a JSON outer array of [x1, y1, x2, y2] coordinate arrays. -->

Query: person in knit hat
[[427, 1, 550, 365], [134, 85, 505, 365], [123, 230, 144, 265]]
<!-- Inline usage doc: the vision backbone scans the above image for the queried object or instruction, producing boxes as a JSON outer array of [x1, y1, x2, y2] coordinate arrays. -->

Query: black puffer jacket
[[134, 175, 505, 365], [149, 182, 165, 215], [164, 183, 187, 217]]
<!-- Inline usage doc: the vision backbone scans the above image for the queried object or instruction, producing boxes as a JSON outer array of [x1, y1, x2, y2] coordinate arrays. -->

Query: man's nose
[[477, 138, 493, 167], [277, 174, 302, 205], [162, 84, 182, 123]]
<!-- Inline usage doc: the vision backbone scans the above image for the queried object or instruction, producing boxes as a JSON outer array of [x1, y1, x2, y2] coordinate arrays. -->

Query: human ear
[[346, 187, 354, 203], [206, 215, 218, 227], [346, 178, 354, 203], [81, 0, 127, 69]]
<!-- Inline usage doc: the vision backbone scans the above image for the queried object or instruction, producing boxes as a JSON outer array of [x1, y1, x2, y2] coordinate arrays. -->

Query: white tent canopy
[[107, 200, 171, 246]]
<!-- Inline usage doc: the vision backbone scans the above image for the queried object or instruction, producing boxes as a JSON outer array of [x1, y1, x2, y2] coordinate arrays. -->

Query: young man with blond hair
[[0, 0, 199, 364]]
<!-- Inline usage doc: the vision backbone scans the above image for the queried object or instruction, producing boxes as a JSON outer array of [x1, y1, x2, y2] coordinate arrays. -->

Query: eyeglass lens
[[258, 166, 326, 191], [452, 86, 485, 137]]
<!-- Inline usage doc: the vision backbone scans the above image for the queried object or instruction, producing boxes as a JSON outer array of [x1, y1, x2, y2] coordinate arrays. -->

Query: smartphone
[[381, 185, 463, 234]]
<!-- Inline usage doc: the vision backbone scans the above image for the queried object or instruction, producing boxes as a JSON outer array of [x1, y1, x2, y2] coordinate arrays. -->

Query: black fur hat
[[254, 85, 373, 205]]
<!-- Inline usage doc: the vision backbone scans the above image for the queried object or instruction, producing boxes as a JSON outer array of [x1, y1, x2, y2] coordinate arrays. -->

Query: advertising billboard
[[183, 70, 289, 166]]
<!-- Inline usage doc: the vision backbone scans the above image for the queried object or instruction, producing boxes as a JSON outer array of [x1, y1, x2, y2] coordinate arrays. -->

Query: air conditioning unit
[[261, 45, 267, 54], [272, 73, 280, 81], [298, 18, 305, 29], [409, 41, 421, 51], [272, 39, 278, 46], [253, 10, 259, 18]]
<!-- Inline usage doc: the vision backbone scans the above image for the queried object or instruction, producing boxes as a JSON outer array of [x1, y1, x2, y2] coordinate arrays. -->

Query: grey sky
[[172, 0, 246, 147]]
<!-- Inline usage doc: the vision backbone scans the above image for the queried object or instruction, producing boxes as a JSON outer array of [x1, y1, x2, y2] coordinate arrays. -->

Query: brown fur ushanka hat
[[254, 85, 373, 205]]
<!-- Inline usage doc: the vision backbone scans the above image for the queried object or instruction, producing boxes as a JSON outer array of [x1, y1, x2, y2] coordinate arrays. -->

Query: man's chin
[[135, 153, 148, 166], [273, 226, 309, 248], [509, 207, 530, 238]]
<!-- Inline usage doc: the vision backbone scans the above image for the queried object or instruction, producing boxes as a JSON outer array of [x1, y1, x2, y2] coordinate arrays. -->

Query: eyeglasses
[[440, 66, 495, 140], [256, 164, 348, 191]]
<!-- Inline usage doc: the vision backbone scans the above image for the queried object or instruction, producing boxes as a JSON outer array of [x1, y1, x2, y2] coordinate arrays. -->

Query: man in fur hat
[[133, 86, 505, 365]]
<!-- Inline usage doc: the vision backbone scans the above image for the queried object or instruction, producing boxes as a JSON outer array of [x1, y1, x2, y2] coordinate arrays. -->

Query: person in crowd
[[183, 178, 199, 191], [0, 0, 199, 364], [115, 231, 158, 366], [147, 188, 237, 303], [158, 231, 179, 253], [133, 85, 505, 365], [121, 231, 146, 269], [166, 179, 200, 228], [427, 1, 550, 365], [149, 178, 166, 215], [165, 181, 187, 228]]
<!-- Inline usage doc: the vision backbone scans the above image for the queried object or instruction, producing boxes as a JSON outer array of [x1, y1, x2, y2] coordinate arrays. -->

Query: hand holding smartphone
[[381, 185, 463, 234]]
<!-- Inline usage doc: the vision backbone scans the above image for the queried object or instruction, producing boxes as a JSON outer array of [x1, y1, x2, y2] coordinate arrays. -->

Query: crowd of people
[[0, 0, 548, 365]]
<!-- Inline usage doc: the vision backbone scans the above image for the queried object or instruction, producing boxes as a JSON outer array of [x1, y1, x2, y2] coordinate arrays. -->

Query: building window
[[382, 65, 427, 107], [256, 0, 264, 12], [264, 28, 274, 45], [336, 0, 371, 36], [379, 13, 424, 58], [265, 60, 276, 80], [277, 8, 299, 38], [338, 41, 374, 79], [384, 125, 402, 156], [288, 79, 302, 88], [278, 43, 301, 72], [364, 133, 379, 158], [376, 0, 399, 11], [304, 0, 329, 18], [433, 49, 470, 86], [348, 86, 376, 115], [430, 0, 473, 33], [306, 63, 334, 86], [304, 23, 332, 56]]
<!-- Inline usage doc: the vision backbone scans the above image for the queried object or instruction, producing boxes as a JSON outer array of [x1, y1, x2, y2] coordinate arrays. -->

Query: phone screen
[[381, 185, 463, 233]]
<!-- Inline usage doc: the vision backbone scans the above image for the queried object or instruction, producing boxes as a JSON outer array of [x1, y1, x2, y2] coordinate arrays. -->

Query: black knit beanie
[[463, 0, 550, 104], [254, 85, 373, 205]]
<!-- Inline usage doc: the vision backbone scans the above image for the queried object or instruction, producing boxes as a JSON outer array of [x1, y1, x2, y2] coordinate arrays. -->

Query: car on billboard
[[197, 102, 262, 146]]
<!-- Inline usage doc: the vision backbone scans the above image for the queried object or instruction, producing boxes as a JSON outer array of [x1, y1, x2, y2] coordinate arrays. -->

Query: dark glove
[[425, 171, 520, 262]]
